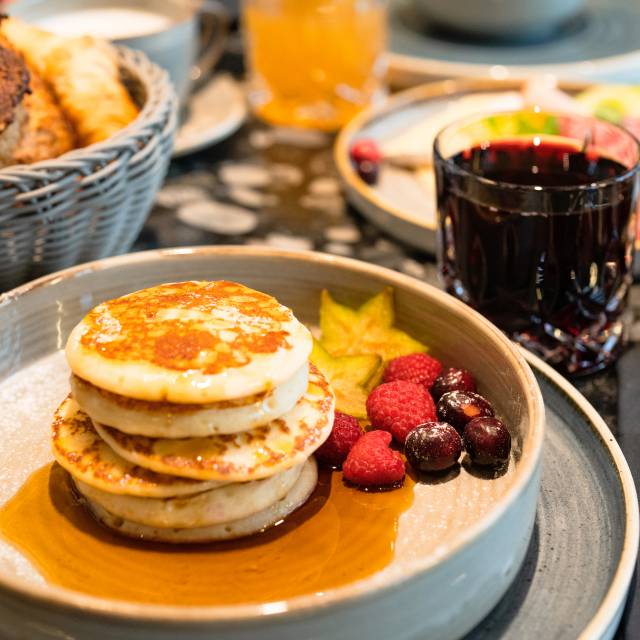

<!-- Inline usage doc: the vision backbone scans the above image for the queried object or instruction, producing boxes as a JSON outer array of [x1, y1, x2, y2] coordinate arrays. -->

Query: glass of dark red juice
[[434, 110, 640, 375]]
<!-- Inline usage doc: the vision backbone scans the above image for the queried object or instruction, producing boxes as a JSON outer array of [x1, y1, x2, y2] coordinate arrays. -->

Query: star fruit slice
[[319, 287, 427, 362], [310, 339, 380, 419]]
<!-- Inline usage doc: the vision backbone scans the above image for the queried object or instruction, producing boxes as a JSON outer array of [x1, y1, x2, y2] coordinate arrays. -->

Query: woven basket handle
[[191, 0, 229, 87]]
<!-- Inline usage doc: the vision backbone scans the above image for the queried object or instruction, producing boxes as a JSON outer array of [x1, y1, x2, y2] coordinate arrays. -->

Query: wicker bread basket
[[0, 46, 178, 291]]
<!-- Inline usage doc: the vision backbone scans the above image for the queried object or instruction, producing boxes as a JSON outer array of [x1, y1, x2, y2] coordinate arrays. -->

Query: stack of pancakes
[[51, 281, 335, 543]]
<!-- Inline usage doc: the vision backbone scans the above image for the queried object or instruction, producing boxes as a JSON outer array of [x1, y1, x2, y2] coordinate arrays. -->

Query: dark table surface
[[133, 54, 640, 638]]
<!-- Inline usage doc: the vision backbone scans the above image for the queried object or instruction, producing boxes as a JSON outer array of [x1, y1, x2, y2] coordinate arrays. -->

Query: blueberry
[[436, 390, 494, 433], [405, 422, 462, 472], [463, 417, 511, 467], [356, 160, 379, 185], [431, 367, 476, 401]]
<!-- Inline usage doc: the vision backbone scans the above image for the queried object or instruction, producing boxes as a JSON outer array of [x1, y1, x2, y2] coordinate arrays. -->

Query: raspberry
[[343, 430, 405, 489], [383, 353, 442, 390], [315, 411, 363, 468], [366, 380, 437, 444]]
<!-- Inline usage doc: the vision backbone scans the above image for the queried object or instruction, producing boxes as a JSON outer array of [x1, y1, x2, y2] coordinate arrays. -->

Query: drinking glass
[[434, 110, 640, 375], [242, 0, 387, 131]]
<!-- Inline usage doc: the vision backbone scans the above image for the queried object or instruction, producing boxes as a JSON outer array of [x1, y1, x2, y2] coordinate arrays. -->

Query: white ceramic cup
[[415, 0, 586, 40], [12, 0, 227, 103]]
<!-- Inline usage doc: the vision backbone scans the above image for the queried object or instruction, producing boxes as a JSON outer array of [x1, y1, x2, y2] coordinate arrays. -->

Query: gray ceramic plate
[[0, 247, 634, 640], [467, 350, 639, 640], [388, 0, 640, 86]]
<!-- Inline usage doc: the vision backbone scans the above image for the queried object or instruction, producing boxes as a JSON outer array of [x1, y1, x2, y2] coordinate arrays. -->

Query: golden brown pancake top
[[78, 281, 295, 375]]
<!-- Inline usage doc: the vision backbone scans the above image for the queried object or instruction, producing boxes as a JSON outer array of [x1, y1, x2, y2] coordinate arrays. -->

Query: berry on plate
[[315, 411, 363, 468], [355, 160, 379, 185], [349, 138, 382, 165], [383, 353, 442, 390], [366, 380, 437, 444], [436, 390, 494, 433], [430, 367, 476, 401], [405, 422, 462, 472], [463, 417, 511, 467], [343, 430, 405, 489]]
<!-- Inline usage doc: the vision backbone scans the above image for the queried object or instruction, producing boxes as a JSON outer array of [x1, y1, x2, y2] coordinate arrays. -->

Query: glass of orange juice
[[243, 0, 387, 131]]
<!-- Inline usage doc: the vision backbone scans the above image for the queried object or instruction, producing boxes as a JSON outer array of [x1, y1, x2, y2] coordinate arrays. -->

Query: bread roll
[[13, 64, 76, 164], [0, 35, 29, 167], [2, 18, 139, 147]]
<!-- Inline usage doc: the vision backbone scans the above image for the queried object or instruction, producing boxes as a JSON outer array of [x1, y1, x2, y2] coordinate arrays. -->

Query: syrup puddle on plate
[[0, 462, 414, 605]]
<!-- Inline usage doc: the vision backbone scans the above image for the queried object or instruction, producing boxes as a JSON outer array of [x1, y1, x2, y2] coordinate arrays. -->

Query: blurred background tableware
[[172, 74, 247, 157], [12, 0, 243, 157], [12, 0, 228, 103], [414, 0, 586, 41], [334, 77, 634, 254], [243, 0, 388, 131], [434, 110, 640, 376], [387, 0, 640, 88]]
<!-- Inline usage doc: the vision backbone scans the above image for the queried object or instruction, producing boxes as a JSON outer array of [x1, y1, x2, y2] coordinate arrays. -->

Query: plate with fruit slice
[[0, 246, 635, 640], [335, 77, 640, 253]]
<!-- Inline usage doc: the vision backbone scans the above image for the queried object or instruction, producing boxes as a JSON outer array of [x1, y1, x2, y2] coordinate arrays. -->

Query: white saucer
[[172, 74, 247, 158]]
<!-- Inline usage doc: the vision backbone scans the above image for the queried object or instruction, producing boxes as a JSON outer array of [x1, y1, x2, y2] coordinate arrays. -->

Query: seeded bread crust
[[0, 35, 29, 133], [0, 33, 29, 167]]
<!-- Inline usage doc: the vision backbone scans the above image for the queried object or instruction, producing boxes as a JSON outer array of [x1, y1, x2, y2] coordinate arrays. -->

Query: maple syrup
[[0, 462, 414, 605]]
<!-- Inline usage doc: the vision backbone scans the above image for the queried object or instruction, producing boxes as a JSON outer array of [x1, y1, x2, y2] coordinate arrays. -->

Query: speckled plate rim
[[334, 78, 592, 247], [386, 50, 640, 85], [0, 244, 559, 626], [519, 349, 639, 640]]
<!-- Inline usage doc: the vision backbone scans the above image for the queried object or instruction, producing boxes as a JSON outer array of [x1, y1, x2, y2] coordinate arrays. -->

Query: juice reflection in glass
[[243, 0, 387, 131]]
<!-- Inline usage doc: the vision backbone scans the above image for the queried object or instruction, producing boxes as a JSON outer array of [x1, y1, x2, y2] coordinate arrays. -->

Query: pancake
[[70, 363, 309, 438], [93, 364, 335, 482], [52, 396, 223, 498], [73, 463, 303, 529], [81, 457, 318, 543], [65, 281, 312, 403]]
